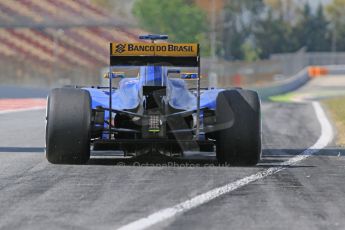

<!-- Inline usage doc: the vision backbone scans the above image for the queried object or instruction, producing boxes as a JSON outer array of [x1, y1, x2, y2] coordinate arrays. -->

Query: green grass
[[323, 96, 345, 146], [269, 93, 295, 102]]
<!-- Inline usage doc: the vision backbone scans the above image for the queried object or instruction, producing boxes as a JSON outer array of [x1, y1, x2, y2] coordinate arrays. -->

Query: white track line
[[0, 107, 45, 115], [117, 101, 333, 230]]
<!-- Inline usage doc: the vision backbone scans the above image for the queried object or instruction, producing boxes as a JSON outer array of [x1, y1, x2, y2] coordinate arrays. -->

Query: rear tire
[[216, 89, 261, 166], [46, 88, 91, 164]]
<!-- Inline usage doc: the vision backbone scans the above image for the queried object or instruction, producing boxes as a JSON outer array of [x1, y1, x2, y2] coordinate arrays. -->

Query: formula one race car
[[45, 35, 261, 165]]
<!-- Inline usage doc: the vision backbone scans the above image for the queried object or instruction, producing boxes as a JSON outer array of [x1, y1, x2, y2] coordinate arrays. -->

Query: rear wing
[[110, 43, 199, 67]]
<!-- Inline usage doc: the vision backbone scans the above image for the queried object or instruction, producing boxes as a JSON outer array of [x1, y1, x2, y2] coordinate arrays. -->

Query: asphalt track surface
[[0, 82, 344, 230]]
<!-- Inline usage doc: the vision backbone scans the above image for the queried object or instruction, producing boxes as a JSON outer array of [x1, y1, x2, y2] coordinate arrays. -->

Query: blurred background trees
[[133, 0, 207, 43], [92, 0, 345, 60], [326, 0, 345, 51], [221, 0, 333, 60], [220, 0, 264, 60], [294, 4, 330, 52]]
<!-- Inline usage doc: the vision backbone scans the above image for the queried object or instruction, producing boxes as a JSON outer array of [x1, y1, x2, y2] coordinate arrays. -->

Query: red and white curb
[[0, 99, 46, 114]]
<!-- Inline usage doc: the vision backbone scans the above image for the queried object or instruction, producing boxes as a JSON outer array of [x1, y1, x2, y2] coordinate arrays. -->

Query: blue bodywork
[[83, 66, 224, 120]]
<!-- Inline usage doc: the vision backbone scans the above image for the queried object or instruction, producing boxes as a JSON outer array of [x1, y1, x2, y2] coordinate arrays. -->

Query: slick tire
[[46, 88, 91, 164], [215, 89, 261, 166]]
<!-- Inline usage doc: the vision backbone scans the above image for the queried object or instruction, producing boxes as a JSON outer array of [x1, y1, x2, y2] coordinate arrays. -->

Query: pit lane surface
[[0, 88, 344, 229]]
